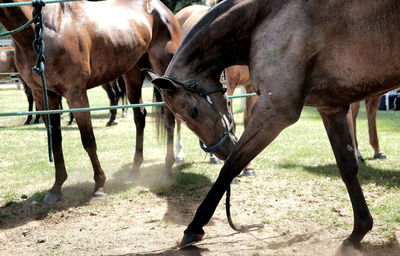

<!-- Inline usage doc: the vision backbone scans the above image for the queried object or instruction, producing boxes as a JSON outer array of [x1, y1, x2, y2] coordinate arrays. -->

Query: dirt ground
[[1, 171, 399, 256]]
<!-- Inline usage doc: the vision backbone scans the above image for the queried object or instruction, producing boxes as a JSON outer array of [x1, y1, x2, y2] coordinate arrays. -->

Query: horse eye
[[190, 107, 199, 119], [227, 101, 231, 107]]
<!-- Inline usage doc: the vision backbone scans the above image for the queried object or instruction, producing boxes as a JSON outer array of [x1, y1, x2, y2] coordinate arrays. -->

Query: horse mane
[[179, 0, 236, 51], [170, 0, 269, 77]]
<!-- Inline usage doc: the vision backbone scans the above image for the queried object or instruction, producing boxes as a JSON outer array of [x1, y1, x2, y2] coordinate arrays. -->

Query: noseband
[[166, 77, 235, 154]]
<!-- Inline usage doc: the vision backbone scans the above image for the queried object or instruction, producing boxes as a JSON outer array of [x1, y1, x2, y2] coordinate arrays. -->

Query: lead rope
[[226, 184, 264, 232], [32, 0, 53, 162]]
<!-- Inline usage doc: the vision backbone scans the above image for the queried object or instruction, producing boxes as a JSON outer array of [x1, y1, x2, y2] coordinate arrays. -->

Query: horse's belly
[[304, 75, 400, 107]]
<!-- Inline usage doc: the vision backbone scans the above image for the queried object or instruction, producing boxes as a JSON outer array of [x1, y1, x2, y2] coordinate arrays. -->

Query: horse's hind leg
[[365, 95, 386, 159], [31, 90, 67, 203], [66, 90, 106, 202], [102, 83, 118, 127], [123, 65, 146, 176], [23, 83, 34, 125], [148, 54, 176, 177], [318, 106, 373, 248]]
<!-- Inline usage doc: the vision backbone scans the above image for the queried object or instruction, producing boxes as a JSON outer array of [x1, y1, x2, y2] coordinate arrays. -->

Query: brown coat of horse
[[145, 0, 400, 249], [0, 0, 181, 203], [175, 5, 258, 172], [176, 4, 385, 164]]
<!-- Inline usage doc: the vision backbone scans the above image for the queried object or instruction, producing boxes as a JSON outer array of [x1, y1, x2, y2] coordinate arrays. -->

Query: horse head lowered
[[145, 70, 237, 160]]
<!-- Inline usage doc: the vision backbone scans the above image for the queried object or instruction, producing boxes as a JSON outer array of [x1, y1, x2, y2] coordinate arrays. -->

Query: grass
[[0, 86, 400, 249]]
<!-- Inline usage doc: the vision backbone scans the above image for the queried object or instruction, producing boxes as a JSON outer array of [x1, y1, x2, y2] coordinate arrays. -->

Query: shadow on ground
[[110, 162, 214, 226], [0, 161, 212, 230], [279, 161, 400, 188]]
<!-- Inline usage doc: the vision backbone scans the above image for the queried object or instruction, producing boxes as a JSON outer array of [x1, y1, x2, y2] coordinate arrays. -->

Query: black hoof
[[242, 168, 256, 177], [106, 120, 118, 127], [180, 231, 204, 249], [231, 178, 239, 185], [340, 239, 361, 255], [373, 153, 387, 159], [175, 157, 185, 164], [43, 192, 62, 204]]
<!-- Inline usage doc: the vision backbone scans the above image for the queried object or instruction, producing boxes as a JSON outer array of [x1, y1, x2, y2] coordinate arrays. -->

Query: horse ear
[[142, 68, 176, 91]]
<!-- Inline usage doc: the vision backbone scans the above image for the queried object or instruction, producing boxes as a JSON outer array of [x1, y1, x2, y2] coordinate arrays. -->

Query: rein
[[165, 76, 264, 234], [166, 76, 234, 154]]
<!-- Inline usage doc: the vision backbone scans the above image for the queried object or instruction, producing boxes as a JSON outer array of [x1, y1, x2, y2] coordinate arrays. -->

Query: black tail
[[153, 87, 168, 141]]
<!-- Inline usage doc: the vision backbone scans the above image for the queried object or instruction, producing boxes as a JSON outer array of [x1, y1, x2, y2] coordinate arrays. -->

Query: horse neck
[[166, 0, 267, 86]]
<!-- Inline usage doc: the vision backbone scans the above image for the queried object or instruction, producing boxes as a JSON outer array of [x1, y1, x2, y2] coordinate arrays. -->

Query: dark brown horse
[[0, 0, 181, 203], [175, 5, 258, 174], [145, 0, 400, 249], [176, 4, 386, 166]]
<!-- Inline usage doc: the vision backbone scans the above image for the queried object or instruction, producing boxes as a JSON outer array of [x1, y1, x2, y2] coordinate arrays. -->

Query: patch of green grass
[[2, 192, 18, 206]]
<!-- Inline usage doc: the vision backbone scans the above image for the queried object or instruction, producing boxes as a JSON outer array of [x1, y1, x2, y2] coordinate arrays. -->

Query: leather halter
[[166, 77, 235, 154]]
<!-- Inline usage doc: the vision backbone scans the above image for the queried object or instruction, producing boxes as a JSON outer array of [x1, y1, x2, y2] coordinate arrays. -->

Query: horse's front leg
[[318, 106, 373, 248], [124, 66, 146, 176], [23, 83, 34, 125], [66, 89, 106, 203], [181, 95, 303, 247], [31, 89, 67, 203]]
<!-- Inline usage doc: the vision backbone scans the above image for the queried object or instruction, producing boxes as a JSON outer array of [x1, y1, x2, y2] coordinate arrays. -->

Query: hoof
[[210, 155, 221, 164], [242, 168, 256, 177], [340, 239, 361, 255], [159, 171, 173, 182], [175, 157, 185, 164], [373, 153, 387, 159], [43, 192, 62, 204], [89, 191, 107, 204], [105, 121, 118, 127], [180, 231, 204, 249], [231, 178, 239, 185]]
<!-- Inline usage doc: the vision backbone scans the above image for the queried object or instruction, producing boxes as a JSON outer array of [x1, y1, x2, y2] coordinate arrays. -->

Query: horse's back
[[175, 5, 209, 35], [243, 0, 400, 107]]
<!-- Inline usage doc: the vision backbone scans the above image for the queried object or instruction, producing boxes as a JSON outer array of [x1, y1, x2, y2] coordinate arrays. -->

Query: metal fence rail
[[0, 93, 258, 117]]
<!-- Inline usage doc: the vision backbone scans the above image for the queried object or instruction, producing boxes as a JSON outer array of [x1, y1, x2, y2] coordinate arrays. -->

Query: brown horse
[[0, 0, 181, 203], [176, 4, 386, 167], [145, 0, 400, 249]]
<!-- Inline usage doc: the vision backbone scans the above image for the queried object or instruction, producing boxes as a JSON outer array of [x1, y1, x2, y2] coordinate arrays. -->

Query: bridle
[[165, 76, 236, 154]]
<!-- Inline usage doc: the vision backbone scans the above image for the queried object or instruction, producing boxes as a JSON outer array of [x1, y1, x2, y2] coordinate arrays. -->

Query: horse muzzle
[[199, 131, 237, 160]]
